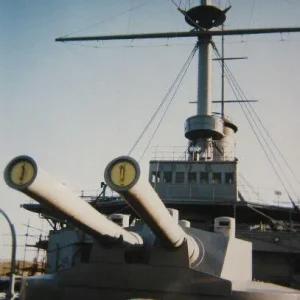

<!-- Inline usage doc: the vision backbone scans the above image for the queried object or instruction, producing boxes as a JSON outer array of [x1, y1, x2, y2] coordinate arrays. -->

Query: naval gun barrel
[[4, 155, 142, 247], [104, 156, 199, 263]]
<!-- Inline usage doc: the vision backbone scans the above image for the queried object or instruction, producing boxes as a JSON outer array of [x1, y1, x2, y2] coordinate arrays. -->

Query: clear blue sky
[[1, 0, 300, 260]]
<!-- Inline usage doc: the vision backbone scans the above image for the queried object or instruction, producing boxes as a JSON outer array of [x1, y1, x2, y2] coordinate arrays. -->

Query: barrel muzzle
[[4, 155, 142, 247]]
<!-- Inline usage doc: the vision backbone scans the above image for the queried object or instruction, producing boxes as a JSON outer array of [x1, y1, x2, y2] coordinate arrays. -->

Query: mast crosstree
[[55, 27, 300, 42]]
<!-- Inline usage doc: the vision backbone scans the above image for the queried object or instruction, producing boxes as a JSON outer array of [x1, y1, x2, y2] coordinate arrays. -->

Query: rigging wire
[[237, 175, 251, 202], [128, 42, 198, 156], [139, 44, 198, 161], [127, 0, 134, 34], [61, 0, 152, 38], [211, 42, 299, 209], [228, 81, 298, 208], [248, 0, 256, 28], [245, 102, 300, 187], [169, 0, 179, 8], [247, 204, 297, 232], [239, 173, 260, 202], [224, 66, 300, 204]]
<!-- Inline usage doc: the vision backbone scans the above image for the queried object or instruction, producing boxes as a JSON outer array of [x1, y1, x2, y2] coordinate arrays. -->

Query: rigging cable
[[228, 73, 298, 208], [61, 0, 152, 38], [211, 42, 299, 209], [244, 99, 300, 187], [225, 65, 300, 206], [237, 175, 250, 202], [128, 42, 198, 156], [139, 43, 198, 161], [239, 172, 260, 202], [247, 204, 297, 232], [127, 0, 134, 34], [211, 42, 297, 203]]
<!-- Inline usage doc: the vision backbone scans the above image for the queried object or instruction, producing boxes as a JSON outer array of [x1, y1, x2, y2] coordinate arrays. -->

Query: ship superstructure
[[8, 0, 300, 291]]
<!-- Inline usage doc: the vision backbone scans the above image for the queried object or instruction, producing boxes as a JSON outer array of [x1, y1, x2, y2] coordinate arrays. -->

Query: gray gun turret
[[4, 155, 300, 300]]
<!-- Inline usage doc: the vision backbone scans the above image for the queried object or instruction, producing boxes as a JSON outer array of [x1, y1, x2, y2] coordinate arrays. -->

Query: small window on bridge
[[212, 173, 222, 184], [151, 172, 160, 183], [163, 172, 172, 183], [175, 172, 184, 183], [225, 172, 234, 184], [188, 172, 197, 184], [200, 172, 209, 184]]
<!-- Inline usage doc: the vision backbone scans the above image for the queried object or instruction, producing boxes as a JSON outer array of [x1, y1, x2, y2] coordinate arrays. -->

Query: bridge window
[[163, 172, 172, 183], [188, 172, 197, 184], [225, 172, 234, 184], [151, 172, 160, 183], [200, 172, 209, 184], [212, 172, 222, 184], [175, 172, 184, 183]]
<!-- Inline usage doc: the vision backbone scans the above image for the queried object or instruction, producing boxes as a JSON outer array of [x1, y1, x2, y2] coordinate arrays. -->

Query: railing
[[0, 209, 16, 300], [151, 146, 188, 161], [150, 145, 236, 161]]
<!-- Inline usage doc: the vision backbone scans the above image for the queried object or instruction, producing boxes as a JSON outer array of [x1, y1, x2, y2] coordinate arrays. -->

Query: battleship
[[3, 0, 300, 299]]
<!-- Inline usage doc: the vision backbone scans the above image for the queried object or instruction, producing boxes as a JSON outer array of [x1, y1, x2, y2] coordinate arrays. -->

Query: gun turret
[[5, 155, 300, 300], [4, 155, 142, 247], [104, 156, 200, 264]]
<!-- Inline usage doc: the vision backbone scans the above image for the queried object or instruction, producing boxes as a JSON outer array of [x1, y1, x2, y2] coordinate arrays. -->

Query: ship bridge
[[149, 144, 238, 204]]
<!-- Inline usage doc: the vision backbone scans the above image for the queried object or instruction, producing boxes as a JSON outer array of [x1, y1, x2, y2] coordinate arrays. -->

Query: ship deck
[[22, 200, 300, 224]]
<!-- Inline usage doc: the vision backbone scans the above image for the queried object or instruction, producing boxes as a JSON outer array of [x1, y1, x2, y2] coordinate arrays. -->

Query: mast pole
[[221, 24, 225, 119], [197, 0, 211, 116]]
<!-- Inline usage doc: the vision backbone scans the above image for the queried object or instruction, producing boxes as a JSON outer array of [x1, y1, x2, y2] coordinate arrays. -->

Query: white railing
[[150, 144, 236, 162], [151, 146, 188, 161]]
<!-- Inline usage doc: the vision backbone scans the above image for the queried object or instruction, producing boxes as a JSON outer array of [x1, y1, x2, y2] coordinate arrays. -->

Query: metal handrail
[[0, 209, 17, 300]]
